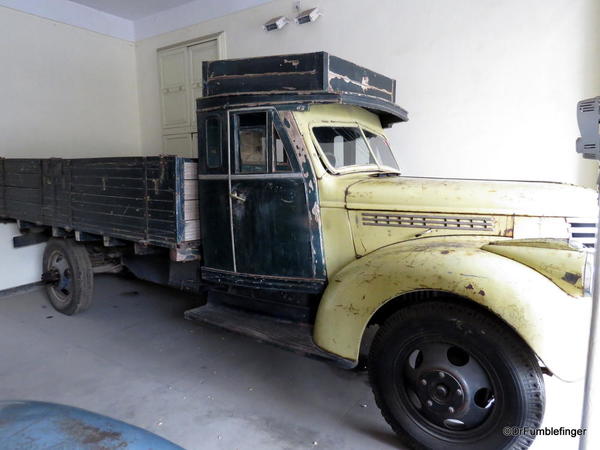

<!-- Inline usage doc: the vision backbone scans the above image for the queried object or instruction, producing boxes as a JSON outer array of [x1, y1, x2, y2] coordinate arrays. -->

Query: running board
[[184, 302, 355, 369]]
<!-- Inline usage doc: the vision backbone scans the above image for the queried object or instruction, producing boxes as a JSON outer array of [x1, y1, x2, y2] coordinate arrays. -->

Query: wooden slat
[[71, 184, 146, 198], [6, 187, 42, 204], [148, 209, 176, 221], [184, 162, 198, 180], [70, 167, 145, 178], [184, 219, 201, 241], [71, 176, 146, 189], [71, 192, 145, 209], [71, 201, 145, 217], [184, 180, 198, 200], [4, 159, 41, 174], [7, 203, 42, 223], [184, 200, 199, 220], [4, 172, 42, 188], [0, 155, 190, 247]]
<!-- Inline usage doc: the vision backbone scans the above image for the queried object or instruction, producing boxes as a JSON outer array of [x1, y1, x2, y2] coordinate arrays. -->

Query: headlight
[[513, 217, 570, 240]]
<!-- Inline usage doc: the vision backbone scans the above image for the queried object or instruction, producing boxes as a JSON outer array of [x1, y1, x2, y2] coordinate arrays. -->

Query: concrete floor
[[0, 275, 586, 449]]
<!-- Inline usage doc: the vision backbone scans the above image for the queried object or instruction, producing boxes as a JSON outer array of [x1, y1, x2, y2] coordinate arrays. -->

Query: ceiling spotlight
[[295, 7, 322, 25], [263, 16, 290, 31]]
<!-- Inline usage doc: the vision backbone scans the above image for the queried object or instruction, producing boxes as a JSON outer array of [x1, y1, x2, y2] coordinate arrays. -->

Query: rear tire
[[369, 300, 545, 450], [43, 238, 94, 315]]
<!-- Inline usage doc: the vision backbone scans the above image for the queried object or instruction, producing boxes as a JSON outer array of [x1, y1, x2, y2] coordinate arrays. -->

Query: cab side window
[[205, 116, 222, 169], [233, 111, 294, 174], [236, 112, 268, 173]]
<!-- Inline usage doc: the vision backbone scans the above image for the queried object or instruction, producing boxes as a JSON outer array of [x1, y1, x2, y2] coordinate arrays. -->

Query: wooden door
[[158, 47, 189, 132], [158, 39, 219, 157]]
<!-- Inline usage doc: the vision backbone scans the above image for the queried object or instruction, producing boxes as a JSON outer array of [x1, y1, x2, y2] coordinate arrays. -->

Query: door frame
[[156, 31, 226, 57]]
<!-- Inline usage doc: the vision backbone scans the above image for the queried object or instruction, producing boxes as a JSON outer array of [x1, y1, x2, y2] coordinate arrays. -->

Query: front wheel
[[369, 300, 545, 450]]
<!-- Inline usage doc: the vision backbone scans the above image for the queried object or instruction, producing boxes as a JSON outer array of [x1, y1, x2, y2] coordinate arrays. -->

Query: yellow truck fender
[[313, 236, 591, 381]]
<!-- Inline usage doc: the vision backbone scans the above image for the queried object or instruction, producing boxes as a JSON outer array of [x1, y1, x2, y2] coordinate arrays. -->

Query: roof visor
[[198, 52, 408, 127]]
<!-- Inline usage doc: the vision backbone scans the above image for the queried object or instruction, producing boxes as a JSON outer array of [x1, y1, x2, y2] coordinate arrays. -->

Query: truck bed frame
[[0, 156, 200, 253]]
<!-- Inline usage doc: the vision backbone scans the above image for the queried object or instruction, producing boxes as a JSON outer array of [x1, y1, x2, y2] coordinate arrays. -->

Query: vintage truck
[[0, 52, 596, 450]]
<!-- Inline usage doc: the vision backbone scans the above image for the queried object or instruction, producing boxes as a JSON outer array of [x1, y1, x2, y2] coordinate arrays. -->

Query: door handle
[[230, 192, 246, 203]]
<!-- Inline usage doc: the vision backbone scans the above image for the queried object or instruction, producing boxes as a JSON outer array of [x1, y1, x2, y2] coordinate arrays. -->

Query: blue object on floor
[[0, 400, 183, 449]]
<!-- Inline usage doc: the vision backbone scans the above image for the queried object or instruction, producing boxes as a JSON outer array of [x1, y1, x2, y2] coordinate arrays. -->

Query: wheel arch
[[363, 288, 546, 362], [314, 236, 591, 381], [367, 290, 505, 329]]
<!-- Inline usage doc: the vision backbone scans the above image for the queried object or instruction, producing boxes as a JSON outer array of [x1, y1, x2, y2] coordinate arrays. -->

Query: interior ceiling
[[69, 0, 206, 20]]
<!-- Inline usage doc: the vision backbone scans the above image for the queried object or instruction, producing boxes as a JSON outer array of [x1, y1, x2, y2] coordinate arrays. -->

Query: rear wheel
[[42, 238, 94, 315], [369, 300, 545, 450]]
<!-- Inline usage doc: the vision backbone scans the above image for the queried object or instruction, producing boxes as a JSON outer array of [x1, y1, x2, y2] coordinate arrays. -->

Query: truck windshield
[[312, 126, 399, 172]]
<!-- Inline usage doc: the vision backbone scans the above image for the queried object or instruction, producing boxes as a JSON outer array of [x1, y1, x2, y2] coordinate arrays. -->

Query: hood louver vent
[[361, 213, 495, 231]]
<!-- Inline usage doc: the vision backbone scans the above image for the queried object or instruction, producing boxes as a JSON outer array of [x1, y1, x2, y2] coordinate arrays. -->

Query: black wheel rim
[[47, 250, 73, 305], [393, 335, 503, 440]]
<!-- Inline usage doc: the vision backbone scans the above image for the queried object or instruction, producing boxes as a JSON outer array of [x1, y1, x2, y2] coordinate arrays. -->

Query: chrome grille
[[567, 217, 597, 249], [361, 213, 495, 231]]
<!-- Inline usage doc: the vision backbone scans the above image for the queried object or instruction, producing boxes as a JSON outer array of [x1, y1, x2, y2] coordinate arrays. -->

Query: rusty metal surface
[[201, 266, 325, 293], [198, 52, 408, 128], [202, 52, 396, 102], [313, 235, 592, 381], [280, 110, 327, 280], [344, 175, 597, 217], [482, 239, 588, 296]]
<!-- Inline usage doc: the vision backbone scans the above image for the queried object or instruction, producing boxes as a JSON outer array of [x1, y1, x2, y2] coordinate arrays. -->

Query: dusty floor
[[0, 275, 586, 449]]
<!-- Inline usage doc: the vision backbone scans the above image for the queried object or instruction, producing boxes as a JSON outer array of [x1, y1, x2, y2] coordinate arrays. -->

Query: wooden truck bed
[[0, 156, 200, 248]]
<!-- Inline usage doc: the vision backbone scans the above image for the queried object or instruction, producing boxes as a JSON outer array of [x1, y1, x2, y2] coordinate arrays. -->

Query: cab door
[[228, 109, 314, 280]]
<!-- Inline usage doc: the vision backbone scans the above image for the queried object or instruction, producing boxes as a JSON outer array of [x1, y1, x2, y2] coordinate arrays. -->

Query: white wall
[[0, 6, 141, 290], [134, 0, 271, 40], [1, 0, 598, 289], [136, 0, 599, 186], [0, 224, 44, 290], [0, 8, 140, 159], [0, 0, 134, 40]]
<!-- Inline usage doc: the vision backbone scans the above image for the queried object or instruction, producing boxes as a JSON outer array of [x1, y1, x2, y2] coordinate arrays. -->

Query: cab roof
[[196, 52, 408, 128]]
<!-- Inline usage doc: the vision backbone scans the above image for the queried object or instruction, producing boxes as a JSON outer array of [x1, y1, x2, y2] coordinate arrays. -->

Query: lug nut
[[420, 379, 427, 386], [426, 400, 433, 407], [439, 372, 445, 378], [456, 389, 463, 396], [448, 406, 455, 414]]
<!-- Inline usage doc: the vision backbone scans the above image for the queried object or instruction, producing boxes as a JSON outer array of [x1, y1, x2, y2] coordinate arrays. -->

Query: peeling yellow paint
[[313, 235, 592, 382], [482, 240, 587, 296], [291, 104, 596, 382]]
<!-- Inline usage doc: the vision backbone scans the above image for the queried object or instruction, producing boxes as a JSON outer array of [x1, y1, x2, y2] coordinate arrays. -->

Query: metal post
[[579, 177, 600, 450]]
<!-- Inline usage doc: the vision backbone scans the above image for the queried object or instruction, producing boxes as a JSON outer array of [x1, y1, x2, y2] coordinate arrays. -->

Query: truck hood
[[345, 176, 597, 217]]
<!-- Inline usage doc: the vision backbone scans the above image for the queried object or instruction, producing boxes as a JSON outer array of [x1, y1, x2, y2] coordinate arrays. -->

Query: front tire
[[369, 300, 545, 450], [43, 238, 94, 315]]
